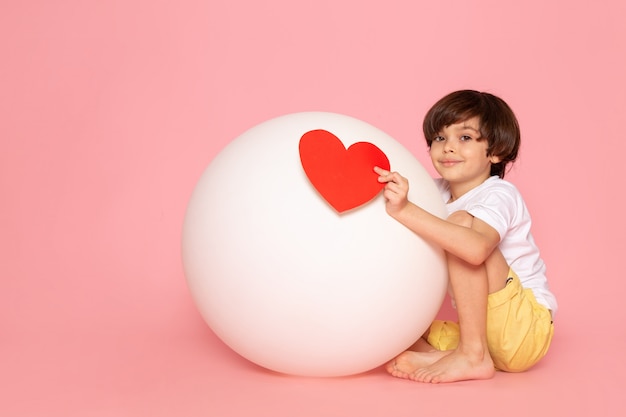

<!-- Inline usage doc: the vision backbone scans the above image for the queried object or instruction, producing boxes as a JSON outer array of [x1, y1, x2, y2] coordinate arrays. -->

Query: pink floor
[[2, 304, 623, 416], [2, 1, 625, 416]]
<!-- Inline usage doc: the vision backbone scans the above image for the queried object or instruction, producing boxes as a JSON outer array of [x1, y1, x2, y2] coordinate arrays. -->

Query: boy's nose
[[444, 139, 456, 152]]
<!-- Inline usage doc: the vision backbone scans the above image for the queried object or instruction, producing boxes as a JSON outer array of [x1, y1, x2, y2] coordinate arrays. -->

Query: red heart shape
[[299, 129, 390, 213]]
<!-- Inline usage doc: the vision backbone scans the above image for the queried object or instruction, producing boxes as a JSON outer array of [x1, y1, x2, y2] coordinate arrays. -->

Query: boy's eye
[[433, 136, 445, 142], [460, 135, 472, 141]]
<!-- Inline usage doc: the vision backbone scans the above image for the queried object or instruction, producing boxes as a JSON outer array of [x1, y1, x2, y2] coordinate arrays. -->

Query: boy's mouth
[[440, 159, 462, 167]]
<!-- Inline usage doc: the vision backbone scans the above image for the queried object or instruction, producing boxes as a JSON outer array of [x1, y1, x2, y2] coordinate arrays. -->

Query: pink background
[[2, 1, 624, 416]]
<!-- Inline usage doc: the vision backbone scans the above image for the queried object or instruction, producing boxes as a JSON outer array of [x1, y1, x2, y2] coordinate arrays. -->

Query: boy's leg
[[387, 211, 510, 382], [410, 252, 497, 382], [414, 211, 510, 382]]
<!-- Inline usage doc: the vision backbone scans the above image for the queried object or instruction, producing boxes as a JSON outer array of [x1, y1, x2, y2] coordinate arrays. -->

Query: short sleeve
[[465, 188, 516, 241]]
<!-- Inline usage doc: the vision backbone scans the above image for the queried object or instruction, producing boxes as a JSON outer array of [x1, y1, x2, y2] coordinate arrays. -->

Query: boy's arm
[[390, 202, 500, 265], [375, 167, 500, 265]]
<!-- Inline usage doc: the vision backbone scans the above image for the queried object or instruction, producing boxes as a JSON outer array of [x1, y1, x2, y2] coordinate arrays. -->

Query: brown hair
[[422, 90, 521, 178]]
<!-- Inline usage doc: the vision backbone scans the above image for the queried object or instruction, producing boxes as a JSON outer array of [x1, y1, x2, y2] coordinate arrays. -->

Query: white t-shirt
[[435, 176, 558, 315]]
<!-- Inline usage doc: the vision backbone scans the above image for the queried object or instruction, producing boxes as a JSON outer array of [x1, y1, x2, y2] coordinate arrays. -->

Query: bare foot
[[410, 347, 495, 383], [385, 350, 449, 380]]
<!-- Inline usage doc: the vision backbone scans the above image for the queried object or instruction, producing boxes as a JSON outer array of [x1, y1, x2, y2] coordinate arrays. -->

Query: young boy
[[374, 90, 557, 383]]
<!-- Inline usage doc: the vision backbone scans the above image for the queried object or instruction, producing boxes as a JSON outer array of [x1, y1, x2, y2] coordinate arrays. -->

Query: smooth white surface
[[182, 112, 448, 376]]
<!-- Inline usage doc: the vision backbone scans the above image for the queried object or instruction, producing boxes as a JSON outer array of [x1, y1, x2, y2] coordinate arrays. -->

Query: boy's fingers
[[374, 166, 389, 176]]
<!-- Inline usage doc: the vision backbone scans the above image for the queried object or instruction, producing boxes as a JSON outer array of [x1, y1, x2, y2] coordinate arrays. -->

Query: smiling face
[[429, 117, 501, 201], [423, 90, 521, 180]]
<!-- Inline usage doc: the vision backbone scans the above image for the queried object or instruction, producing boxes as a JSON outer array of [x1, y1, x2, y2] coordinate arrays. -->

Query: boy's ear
[[489, 154, 502, 164]]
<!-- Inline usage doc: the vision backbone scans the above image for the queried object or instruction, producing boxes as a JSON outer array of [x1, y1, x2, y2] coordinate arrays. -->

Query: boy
[[374, 90, 557, 383]]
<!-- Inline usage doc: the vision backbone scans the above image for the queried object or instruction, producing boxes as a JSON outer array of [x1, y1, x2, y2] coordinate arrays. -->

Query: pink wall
[[2, 1, 625, 415]]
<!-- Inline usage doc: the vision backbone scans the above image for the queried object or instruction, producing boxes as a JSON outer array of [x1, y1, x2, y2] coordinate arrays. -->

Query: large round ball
[[182, 112, 448, 377]]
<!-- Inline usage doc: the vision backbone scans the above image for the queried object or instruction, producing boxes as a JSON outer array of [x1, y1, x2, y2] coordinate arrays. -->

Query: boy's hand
[[374, 166, 410, 216]]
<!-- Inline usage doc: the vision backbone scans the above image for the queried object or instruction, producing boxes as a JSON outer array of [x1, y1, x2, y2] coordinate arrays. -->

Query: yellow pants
[[426, 271, 554, 372]]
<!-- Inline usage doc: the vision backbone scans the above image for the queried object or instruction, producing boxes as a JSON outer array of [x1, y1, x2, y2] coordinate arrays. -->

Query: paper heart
[[299, 129, 390, 213]]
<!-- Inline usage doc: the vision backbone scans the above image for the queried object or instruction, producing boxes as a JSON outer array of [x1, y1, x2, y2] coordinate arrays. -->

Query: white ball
[[182, 112, 448, 377]]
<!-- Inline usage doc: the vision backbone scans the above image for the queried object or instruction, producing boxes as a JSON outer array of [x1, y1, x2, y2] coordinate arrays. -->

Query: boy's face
[[429, 117, 501, 196]]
